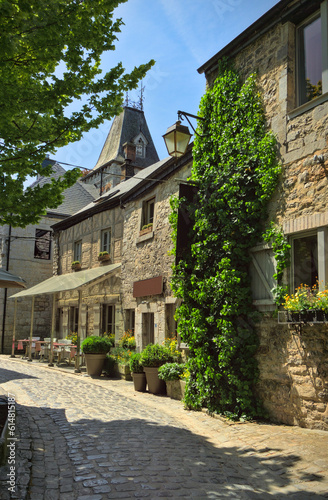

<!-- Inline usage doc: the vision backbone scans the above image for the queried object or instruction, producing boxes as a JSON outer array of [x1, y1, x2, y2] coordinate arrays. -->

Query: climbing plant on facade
[[171, 63, 280, 419]]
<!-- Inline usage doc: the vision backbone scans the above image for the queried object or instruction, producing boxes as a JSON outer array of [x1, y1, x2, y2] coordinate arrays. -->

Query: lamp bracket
[[177, 110, 205, 137]]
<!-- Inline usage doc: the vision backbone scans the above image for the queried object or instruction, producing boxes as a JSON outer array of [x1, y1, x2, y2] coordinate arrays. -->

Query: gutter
[[1, 224, 12, 353]]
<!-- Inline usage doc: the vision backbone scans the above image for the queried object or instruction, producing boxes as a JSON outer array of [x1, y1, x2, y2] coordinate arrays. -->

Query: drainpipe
[[1, 223, 12, 353]]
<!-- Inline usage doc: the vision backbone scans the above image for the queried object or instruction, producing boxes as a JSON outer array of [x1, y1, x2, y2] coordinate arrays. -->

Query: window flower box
[[139, 224, 153, 236], [71, 261, 81, 271]]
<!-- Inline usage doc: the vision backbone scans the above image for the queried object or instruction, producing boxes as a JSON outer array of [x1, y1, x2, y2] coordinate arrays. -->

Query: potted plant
[[282, 284, 317, 323], [140, 343, 177, 394], [98, 251, 111, 262], [71, 260, 81, 271], [129, 353, 146, 392], [81, 335, 112, 376], [158, 363, 185, 400]]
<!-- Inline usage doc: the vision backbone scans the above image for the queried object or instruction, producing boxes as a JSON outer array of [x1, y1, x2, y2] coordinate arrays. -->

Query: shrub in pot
[[81, 336, 112, 376], [140, 344, 176, 394], [129, 353, 146, 392], [158, 363, 185, 400]]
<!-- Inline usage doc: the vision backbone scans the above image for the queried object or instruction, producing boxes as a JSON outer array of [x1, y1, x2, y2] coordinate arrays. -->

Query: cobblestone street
[[0, 356, 327, 500]]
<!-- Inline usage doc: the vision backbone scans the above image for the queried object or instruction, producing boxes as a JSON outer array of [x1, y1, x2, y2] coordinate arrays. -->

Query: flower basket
[[139, 224, 153, 236], [71, 261, 81, 271], [98, 252, 110, 262]]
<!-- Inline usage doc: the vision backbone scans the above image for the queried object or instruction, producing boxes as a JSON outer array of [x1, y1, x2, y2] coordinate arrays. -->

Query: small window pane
[[293, 235, 318, 289], [299, 16, 322, 104], [101, 229, 111, 253], [74, 241, 82, 262]]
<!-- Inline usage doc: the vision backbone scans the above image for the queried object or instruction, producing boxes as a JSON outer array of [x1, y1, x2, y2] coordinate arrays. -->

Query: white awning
[[10, 264, 121, 298]]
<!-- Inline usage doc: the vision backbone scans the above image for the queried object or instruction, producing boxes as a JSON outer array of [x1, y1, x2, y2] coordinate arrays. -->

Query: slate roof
[[52, 143, 193, 232], [92, 106, 159, 172], [29, 159, 98, 217]]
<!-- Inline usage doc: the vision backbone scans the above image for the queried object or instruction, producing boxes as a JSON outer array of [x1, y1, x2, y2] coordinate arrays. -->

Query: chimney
[[123, 142, 136, 162], [121, 159, 135, 181]]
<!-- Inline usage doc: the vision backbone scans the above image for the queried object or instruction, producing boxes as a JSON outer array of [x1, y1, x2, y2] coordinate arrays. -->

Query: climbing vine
[[170, 62, 281, 420]]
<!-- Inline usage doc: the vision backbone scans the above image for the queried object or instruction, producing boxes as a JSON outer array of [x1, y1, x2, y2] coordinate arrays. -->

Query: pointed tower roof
[[93, 106, 159, 172]]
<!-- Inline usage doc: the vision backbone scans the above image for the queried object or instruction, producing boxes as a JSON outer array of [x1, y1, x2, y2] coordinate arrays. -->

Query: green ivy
[[263, 223, 291, 305], [170, 63, 280, 420]]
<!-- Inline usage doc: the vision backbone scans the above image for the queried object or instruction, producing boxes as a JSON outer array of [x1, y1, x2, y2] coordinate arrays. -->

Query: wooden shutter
[[249, 243, 276, 310]]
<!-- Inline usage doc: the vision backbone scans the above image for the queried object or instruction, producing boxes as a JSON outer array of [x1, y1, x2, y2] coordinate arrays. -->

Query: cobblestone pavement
[[0, 356, 328, 500]]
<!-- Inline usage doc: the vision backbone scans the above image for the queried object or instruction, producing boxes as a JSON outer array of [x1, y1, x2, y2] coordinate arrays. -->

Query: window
[[101, 228, 111, 253], [293, 234, 318, 289], [297, 2, 328, 106], [142, 313, 154, 347], [34, 229, 51, 260], [125, 309, 135, 333], [102, 304, 115, 335], [69, 307, 79, 333], [74, 240, 82, 262], [136, 138, 145, 158], [141, 198, 155, 229]]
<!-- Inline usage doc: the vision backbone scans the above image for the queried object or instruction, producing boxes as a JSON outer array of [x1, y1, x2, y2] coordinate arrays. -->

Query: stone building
[[121, 146, 192, 349], [198, 0, 328, 429], [0, 159, 98, 353], [48, 105, 166, 341], [50, 149, 192, 343]]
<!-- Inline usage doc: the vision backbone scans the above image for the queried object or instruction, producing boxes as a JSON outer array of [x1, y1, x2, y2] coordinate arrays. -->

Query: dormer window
[[132, 132, 148, 158], [136, 138, 145, 158]]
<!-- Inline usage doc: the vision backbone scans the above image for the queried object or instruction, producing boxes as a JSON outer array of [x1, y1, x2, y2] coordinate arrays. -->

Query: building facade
[[199, 0, 328, 429], [0, 160, 98, 353]]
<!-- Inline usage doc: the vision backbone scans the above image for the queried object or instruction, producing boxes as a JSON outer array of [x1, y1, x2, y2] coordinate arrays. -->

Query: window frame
[[69, 306, 79, 334], [296, 1, 328, 107], [141, 197, 155, 229], [74, 240, 82, 262], [101, 304, 116, 336], [290, 227, 328, 292], [100, 228, 111, 254]]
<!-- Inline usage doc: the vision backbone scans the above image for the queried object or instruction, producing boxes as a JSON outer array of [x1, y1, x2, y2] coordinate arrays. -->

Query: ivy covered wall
[[171, 64, 280, 419]]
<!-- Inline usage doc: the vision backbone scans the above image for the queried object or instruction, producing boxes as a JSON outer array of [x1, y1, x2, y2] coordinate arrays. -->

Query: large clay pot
[[84, 353, 106, 376], [132, 372, 147, 392], [143, 367, 166, 395]]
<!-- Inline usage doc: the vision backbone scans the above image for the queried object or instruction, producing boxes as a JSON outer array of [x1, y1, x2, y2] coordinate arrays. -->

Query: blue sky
[[53, 0, 279, 171]]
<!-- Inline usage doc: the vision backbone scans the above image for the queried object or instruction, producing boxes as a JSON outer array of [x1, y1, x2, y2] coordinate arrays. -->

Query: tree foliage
[[0, 0, 154, 226], [171, 63, 280, 420]]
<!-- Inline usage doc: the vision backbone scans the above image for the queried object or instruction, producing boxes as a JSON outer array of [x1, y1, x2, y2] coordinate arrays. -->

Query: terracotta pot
[[132, 372, 147, 392], [143, 367, 166, 394], [84, 353, 106, 376]]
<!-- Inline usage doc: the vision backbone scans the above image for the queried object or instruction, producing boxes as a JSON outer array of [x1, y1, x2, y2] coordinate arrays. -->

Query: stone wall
[[204, 10, 328, 429], [256, 317, 328, 431], [55, 206, 124, 340], [57, 206, 123, 274], [122, 162, 191, 349]]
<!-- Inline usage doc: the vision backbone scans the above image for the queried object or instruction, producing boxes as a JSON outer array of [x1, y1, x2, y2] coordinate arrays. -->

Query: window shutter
[[249, 243, 276, 310]]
